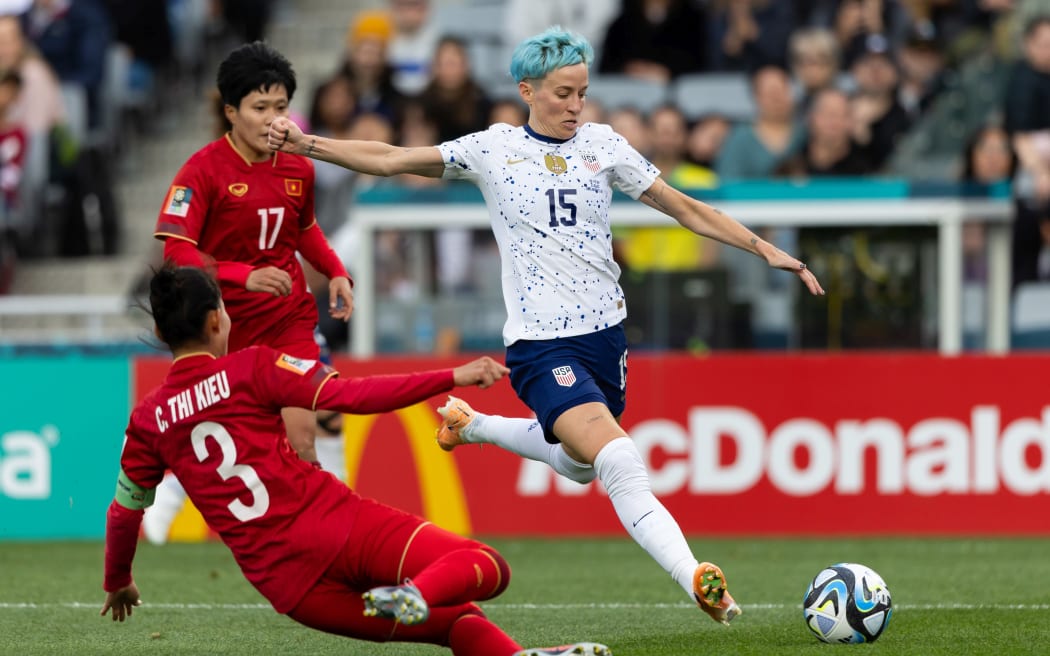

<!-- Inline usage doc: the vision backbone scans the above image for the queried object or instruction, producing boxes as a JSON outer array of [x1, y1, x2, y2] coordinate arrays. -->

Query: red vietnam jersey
[[154, 137, 318, 348], [120, 347, 455, 613]]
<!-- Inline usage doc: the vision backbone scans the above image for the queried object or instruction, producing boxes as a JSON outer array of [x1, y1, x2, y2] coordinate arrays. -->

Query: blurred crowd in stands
[[290, 0, 1050, 351], [4, 0, 1050, 351], [0, 0, 275, 292]]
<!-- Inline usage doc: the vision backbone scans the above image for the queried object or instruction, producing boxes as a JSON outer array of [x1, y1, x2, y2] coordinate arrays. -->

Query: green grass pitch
[[1, 537, 1048, 655]]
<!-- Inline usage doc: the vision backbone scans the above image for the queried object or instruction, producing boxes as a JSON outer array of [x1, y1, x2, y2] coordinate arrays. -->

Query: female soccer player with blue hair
[[269, 26, 825, 626]]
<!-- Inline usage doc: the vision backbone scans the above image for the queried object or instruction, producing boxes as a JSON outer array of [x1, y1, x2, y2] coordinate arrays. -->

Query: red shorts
[[286, 498, 489, 645], [229, 312, 319, 359]]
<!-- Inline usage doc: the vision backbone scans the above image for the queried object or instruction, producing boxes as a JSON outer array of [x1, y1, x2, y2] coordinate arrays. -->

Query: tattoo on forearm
[[751, 237, 758, 247], [305, 138, 316, 157], [644, 189, 668, 210]]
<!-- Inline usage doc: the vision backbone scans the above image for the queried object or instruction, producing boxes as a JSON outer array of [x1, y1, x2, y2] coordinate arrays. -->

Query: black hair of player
[[149, 262, 222, 349], [216, 41, 297, 109]]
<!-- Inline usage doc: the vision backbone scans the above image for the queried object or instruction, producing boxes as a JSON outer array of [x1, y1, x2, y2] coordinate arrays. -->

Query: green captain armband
[[114, 468, 156, 510]]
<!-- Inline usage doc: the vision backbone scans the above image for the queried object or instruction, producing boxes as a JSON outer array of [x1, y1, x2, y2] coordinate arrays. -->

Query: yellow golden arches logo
[[343, 404, 472, 535], [544, 154, 568, 174], [166, 403, 471, 541]]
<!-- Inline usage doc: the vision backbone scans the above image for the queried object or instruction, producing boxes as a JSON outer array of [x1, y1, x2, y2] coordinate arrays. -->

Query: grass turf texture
[[2, 537, 1048, 655]]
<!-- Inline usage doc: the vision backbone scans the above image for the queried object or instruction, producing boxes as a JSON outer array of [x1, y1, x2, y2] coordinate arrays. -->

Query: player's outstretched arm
[[267, 116, 445, 178], [452, 356, 510, 389], [312, 357, 509, 415], [639, 178, 825, 296]]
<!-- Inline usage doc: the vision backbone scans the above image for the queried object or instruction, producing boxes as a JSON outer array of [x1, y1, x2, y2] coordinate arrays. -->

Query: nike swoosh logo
[[506, 157, 529, 165], [632, 510, 654, 528]]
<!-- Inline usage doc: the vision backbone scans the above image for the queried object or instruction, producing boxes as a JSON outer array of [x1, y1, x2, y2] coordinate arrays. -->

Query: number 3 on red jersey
[[191, 421, 270, 521]]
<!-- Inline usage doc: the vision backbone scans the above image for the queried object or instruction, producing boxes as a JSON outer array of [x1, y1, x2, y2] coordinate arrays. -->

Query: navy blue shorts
[[505, 323, 628, 444]]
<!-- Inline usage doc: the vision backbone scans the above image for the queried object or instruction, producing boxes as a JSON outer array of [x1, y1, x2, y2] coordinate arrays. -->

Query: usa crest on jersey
[[581, 151, 601, 173], [552, 365, 576, 387]]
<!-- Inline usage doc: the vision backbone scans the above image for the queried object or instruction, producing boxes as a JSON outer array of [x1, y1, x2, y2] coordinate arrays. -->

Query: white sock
[[141, 472, 187, 546], [464, 413, 596, 484], [594, 436, 699, 599]]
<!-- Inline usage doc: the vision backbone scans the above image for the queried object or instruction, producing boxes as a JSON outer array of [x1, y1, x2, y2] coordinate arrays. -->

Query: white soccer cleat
[[513, 643, 612, 656], [362, 579, 429, 625]]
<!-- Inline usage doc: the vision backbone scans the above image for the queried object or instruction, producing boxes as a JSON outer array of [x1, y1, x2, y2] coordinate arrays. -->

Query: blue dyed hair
[[509, 26, 593, 82]]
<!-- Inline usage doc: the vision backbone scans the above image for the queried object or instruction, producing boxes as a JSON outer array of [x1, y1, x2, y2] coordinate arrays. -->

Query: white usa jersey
[[438, 122, 659, 345]]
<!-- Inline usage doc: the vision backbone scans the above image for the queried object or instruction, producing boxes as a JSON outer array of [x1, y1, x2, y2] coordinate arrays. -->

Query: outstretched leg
[[589, 430, 740, 625], [439, 399, 740, 625], [437, 396, 596, 484]]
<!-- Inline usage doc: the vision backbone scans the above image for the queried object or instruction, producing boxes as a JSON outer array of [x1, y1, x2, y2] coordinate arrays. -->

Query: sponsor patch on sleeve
[[275, 353, 317, 375], [163, 185, 193, 217]]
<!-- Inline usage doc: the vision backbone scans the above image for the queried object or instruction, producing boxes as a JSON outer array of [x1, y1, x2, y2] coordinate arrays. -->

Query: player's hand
[[246, 266, 293, 297], [100, 583, 141, 622], [765, 247, 825, 296], [268, 116, 305, 154], [329, 276, 354, 321], [452, 356, 510, 389]]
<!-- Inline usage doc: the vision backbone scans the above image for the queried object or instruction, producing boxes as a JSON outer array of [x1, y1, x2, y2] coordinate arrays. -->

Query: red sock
[[412, 547, 510, 606], [448, 612, 521, 656]]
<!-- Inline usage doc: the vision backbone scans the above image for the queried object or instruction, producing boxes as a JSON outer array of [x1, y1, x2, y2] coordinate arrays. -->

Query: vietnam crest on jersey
[[285, 178, 303, 196]]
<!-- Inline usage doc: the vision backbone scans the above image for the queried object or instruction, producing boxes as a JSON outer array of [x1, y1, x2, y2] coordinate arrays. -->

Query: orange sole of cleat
[[693, 563, 741, 625]]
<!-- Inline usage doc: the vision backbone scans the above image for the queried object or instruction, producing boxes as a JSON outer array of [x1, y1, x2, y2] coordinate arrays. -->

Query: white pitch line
[[2, 602, 1050, 611]]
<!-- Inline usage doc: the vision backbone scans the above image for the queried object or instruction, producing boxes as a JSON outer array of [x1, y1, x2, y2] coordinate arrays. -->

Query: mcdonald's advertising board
[[132, 352, 1050, 540]]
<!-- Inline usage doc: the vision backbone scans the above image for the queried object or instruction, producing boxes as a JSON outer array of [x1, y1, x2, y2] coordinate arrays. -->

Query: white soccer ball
[[802, 562, 892, 643]]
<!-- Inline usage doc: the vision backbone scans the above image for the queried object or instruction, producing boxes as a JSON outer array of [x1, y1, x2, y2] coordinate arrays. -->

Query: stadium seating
[[886, 52, 1010, 180], [432, 2, 508, 89], [586, 73, 671, 115], [670, 72, 754, 122]]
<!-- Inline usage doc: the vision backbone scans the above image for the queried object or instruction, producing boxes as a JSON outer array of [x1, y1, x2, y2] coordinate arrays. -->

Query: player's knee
[[459, 602, 486, 620], [444, 604, 488, 647], [480, 545, 512, 599], [594, 436, 649, 496]]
